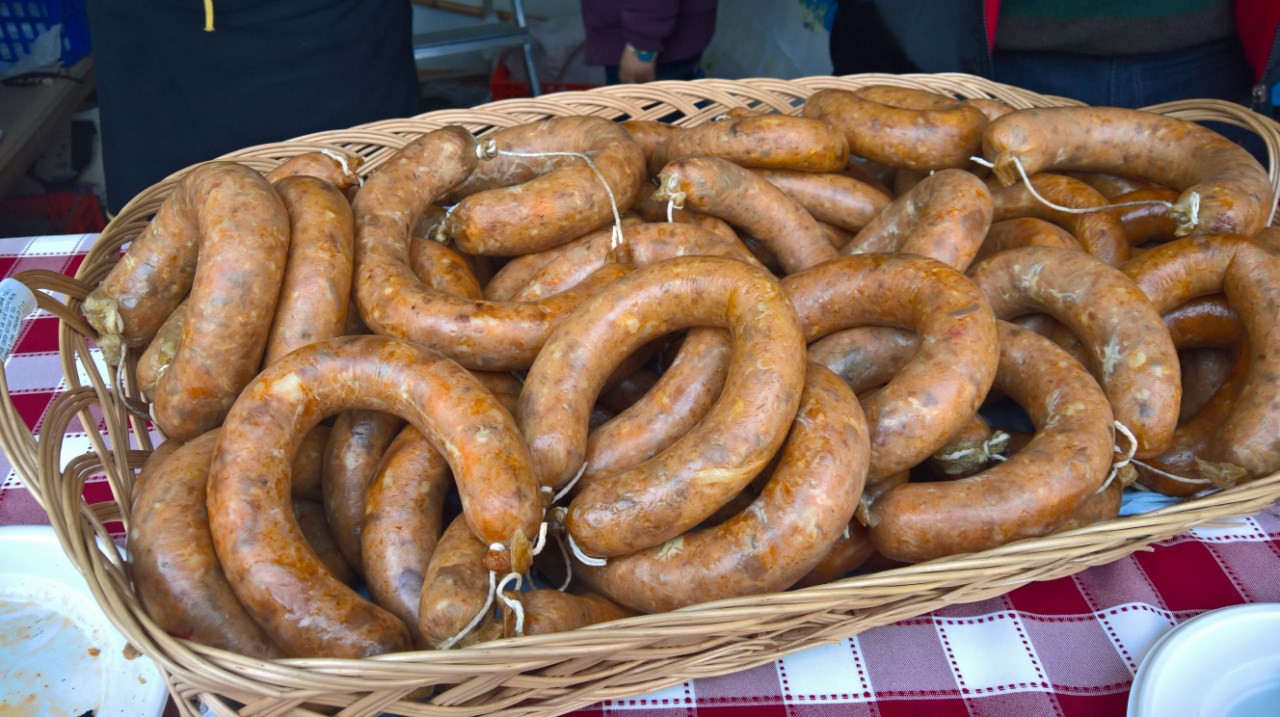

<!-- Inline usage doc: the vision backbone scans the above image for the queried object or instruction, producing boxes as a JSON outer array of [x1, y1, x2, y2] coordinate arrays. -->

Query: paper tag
[[0, 278, 38, 362]]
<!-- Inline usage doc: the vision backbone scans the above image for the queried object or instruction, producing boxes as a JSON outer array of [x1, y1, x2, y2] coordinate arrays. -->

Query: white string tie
[[1130, 458, 1212, 485], [319, 149, 362, 187], [496, 572, 526, 637], [969, 155, 1195, 230], [553, 461, 588, 504], [567, 531, 607, 567], [437, 569, 496, 650], [530, 520, 549, 556], [496, 149, 626, 251], [1098, 421, 1138, 494], [936, 430, 1011, 465]]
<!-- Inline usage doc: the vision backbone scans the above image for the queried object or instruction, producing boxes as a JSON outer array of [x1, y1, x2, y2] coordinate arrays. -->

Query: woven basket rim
[[5, 72, 1280, 717]]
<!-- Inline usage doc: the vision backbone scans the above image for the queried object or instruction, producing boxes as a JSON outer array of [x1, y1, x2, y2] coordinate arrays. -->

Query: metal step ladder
[[411, 0, 541, 97]]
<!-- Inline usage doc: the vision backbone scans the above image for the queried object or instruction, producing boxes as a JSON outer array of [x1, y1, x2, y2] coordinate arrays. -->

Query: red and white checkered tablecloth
[[3, 233, 1279, 717]]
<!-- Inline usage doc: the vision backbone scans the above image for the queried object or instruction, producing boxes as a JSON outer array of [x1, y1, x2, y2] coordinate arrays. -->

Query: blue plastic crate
[[0, 0, 91, 69]]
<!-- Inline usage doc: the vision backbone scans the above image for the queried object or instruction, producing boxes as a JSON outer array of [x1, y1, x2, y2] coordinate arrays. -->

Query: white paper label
[[0, 278, 38, 362]]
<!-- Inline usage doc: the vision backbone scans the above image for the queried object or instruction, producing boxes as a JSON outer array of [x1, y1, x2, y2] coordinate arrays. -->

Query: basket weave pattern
[[3, 74, 1280, 717]]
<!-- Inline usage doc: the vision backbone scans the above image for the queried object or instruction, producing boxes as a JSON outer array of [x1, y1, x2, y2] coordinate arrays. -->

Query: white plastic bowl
[[0, 524, 168, 716], [1128, 603, 1280, 717]]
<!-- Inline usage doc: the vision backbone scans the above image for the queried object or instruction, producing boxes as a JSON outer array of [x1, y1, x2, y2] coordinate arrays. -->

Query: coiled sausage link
[[263, 175, 355, 366], [130, 431, 284, 659], [870, 322, 1115, 563], [782, 254, 999, 480], [207, 336, 541, 657], [757, 170, 891, 233], [521, 257, 806, 558], [970, 246, 1180, 458], [984, 107, 1274, 237], [579, 363, 868, 613], [363, 424, 452, 646], [654, 156, 837, 274], [322, 410, 404, 576], [354, 125, 632, 370], [802, 87, 987, 171], [844, 168, 993, 272], [1122, 235, 1280, 480], [84, 162, 290, 366], [445, 117, 647, 256], [659, 114, 849, 172], [988, 173, 1129, 266]]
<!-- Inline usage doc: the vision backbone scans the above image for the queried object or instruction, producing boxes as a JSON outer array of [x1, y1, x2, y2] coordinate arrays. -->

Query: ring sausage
[[322, 410, 405, 576], [757, 169, 892, 233], [1111, 187, 1180, 246], [263, 175, 355, 366], [782, 253, 999, 480], [1122, 235, 1280, 480], [1067, 171, 1160, 199], [354, 125, 633, 370], [445, 117, 646, 256], [418, 514, 491, 649], [802, 87, 987, 170], [654, 156, 837, 274], [988, 173, 1129, 266], [974, 218, 1083, 264], [1138, 340, 1249, 496], [581, 329, 733, 491], [870, 322, 1115, 562], [293, 500, 355, 585], [266, 149, 364, 190], [207, 336, 541, 657], [621, 119, 677, 176], [409, 237, 484, 301], [513, 221, 763, 302], [970, 246, 1180, 457], [129, 431, 284, 659], [808, 326, 918, 394], [136, 300, 187, 401], [501, 589, 634, 638], [843, 168, 993, 271], [520, 257, 806, 557], [984, 107, 1274, 236], [659, 114, 849, 172], [289, 425, 330, 502], [84, 162, 289, 367], [481, 216, 643, 301], [579, 363, 868, 612], [363, 424, 452, 646], [793, 470, 908, 588]]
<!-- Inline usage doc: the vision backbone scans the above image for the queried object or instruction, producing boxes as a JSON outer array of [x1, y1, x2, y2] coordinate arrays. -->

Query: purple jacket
[[581, 0, 718, 66]]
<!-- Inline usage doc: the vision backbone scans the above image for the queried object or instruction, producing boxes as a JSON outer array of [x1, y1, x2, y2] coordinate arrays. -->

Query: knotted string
[[969, 155, 1199, 232]]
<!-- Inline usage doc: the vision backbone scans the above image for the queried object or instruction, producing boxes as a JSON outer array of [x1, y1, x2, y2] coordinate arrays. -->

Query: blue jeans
[[992, 36, 1261, 160], [991, 36, 1253, 108]]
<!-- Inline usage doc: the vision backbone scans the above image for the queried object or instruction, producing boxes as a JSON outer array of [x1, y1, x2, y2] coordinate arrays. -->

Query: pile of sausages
[[91, 86, 1280, 661]]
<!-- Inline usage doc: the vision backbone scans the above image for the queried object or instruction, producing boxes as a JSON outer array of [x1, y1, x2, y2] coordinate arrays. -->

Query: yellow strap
[[203, 0, 215, 31]]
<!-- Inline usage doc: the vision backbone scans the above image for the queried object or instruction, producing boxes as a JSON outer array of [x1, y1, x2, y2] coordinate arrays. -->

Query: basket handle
[[0, 271, 116, 511]]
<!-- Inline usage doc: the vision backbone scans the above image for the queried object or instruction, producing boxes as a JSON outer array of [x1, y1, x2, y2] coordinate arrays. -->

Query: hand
[[619, 47, 657, 84]]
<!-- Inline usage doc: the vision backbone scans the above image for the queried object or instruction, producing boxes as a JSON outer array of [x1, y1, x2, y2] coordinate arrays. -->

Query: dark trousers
[[603, 55, 704, 85], [992, 36, 1254, 109]]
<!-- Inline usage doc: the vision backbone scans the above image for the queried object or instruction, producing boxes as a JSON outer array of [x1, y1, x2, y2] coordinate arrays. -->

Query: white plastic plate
[[1128, 603, 1280, 717], [0, 524, 168, 716]]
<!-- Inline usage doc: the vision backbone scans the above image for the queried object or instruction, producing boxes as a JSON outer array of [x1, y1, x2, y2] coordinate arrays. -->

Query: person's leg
[[992, 50, 1117, 106], [604, 65, 620, 85], [654, 55, 703, 82], [1127, 37, 1253, 108]]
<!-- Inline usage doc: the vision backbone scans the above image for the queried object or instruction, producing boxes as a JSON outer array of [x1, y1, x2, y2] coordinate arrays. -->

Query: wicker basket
[[3, 74, 1280, 717]]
